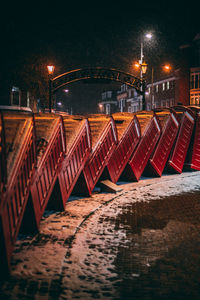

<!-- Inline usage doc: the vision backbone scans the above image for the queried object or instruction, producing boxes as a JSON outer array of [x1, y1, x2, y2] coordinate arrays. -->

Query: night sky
[[0, 1, 199, 111]]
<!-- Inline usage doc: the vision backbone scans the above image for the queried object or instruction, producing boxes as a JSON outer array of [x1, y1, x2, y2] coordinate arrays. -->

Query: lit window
[[162, 83, 165, 91], [167, 81, 170, 89], [156, 85, 158, 92], [106, 104, 110, 114]]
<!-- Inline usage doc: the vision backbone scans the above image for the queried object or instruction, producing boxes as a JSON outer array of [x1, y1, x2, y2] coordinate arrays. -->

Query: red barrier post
[[0, 111, 36, 274], [107, 113, 141, 183], [123, 111, 161, 181], [57, 116, 91, 206]]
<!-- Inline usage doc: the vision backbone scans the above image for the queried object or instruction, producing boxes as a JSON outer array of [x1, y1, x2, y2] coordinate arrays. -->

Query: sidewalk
[[1, 171, 200, 299]]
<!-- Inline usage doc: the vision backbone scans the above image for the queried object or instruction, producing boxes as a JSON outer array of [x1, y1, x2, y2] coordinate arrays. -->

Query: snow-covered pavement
[[1, 171, 200, 299]]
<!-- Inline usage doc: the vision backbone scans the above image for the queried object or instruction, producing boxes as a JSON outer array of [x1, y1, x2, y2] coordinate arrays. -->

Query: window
[[119, 99, 126, 112], [156, 85, 158, 92], [190, 93, 200, 106], [107, 91, 112, 98], [167, 81, 170, 89], [195, 75, 198, 89], [190, 72, 200, 89], [121, 84, 127, 92], [102, 92, 106, 100], [162, 83, 165, 91], [105, 104, 110, 114]]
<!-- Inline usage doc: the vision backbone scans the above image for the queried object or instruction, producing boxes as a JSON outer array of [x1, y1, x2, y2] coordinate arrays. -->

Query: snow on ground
[[1, 171, 200, 299]]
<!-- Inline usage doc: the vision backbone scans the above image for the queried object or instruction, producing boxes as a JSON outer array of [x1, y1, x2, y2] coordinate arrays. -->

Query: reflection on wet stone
[[112, 192, 200, 299]]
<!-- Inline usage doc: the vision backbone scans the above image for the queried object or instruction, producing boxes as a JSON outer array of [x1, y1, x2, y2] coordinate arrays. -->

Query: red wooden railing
[[28, 114, 65, 230], [74, 115, 118, 196], [0, 111, 36, 273], [123, 111, 161, 181], [0, 105, 199, 275], [167, 106, 195, 173], [107, 113, 141, 183], [184, 106, 200, 170], [145, 109, 180, 176], [58, 116, 91, 206]]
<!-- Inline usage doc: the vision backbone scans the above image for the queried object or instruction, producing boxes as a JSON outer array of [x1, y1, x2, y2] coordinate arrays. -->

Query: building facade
[[190, 67, 200, 106], [97, 33, 200, 114], [98, 90, 118, 114]]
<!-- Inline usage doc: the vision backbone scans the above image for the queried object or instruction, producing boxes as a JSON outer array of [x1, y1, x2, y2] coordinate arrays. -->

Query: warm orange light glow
[[134, 62, 140, 69], [47, 65, 55, 75], [141, 62, 148, 74], [163, 64, 171, 72]]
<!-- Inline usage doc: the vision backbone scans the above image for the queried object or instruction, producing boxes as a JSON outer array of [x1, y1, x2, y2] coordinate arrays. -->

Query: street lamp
[[139, 32, 153, 110], [47, 65, 55, 113], [163, 64, 171, 72], [141, 62, 148, 110], [134, 61, 148, 110]]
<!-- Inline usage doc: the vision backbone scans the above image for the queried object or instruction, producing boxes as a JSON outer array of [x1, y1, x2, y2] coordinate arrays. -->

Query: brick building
[[98, 33, 200, 113]]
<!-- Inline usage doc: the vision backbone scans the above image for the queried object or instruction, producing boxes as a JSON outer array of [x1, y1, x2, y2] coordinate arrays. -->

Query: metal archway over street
[[52, 67, 143, 93]]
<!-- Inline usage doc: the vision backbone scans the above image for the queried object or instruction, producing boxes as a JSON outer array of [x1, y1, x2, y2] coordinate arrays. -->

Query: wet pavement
[[1, 172, 200, 299]]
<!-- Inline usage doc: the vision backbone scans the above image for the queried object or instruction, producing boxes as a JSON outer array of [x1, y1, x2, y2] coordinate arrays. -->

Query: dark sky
[[0, 1, 199, 111]]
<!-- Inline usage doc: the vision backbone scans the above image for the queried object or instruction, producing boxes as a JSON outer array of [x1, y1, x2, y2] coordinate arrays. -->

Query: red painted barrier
[[57, 116, 91, 206], [166, 106, 195, 173], [0, 112, 6, 193], [74, 115, 118, 196], [107, 113, 141, 183], [145, 109, 180, 176], [123, 111, 161, 181], [0, 111, 36, 274], [184, 106, 200, 170], [28, 113, 65, 230]]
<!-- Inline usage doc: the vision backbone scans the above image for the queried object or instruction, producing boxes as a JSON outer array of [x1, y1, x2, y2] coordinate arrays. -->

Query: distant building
[[98, 34, 200, 114], [146, 68, 190, 109], [98, 90, 118, 114], [102, 67, 191, 114], [117, 84, 141, 112], [180, 33, 200, 106], [190, 67, 200, 106], [10, 86, 37, 112]]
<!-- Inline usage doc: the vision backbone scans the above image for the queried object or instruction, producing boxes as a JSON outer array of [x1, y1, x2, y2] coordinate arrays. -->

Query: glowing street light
[[141, 62, 148, 74], [163, 64, 172, 72], [145, 33, 153, 39], [47, 65, 55, 113], [139, 32, 153, 110], [47, 65, 55, 75]]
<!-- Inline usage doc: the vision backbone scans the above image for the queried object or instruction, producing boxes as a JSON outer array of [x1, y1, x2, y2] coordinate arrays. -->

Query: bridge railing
[[184, 106, 200, 170], [24, 113, 66, 231], [0, 110, 36, 274], [166, 106, 195, 173], [73, 115, 118, 196], [145, 108, 180, 177], [57, 115, 91, 207], [122, 111, 161, 181], [0, 111, 6, 193], [107, 113, 141, 183]]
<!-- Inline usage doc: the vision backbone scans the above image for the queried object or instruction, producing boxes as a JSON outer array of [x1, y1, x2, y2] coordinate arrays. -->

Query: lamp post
[[141, 62, 148, 110], [138, 32, 152, 110], [47, 65, 55, 113]]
